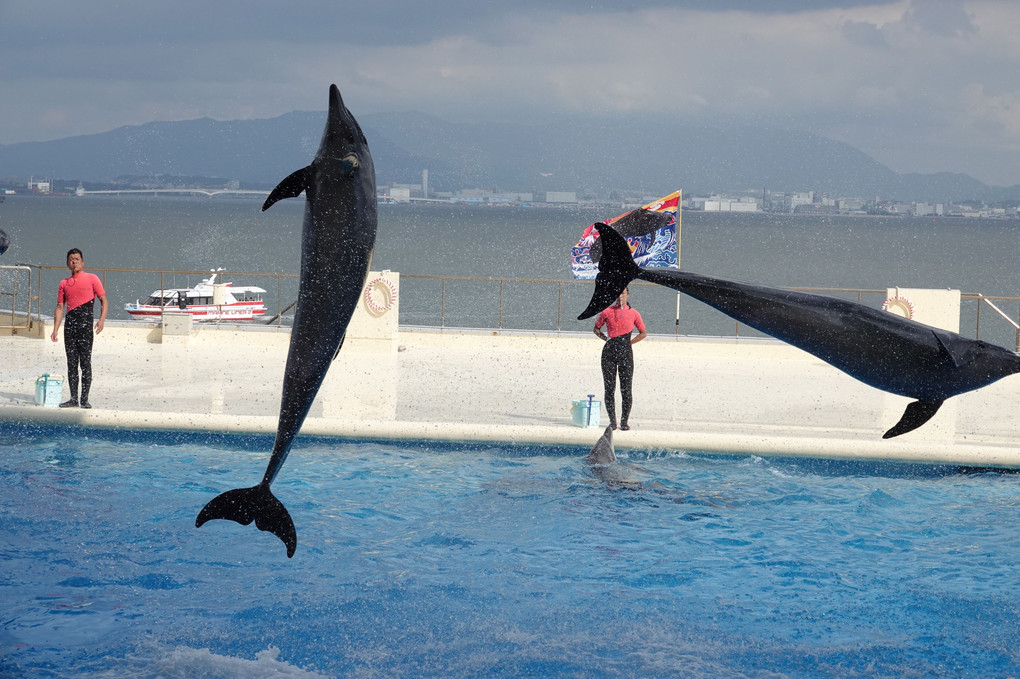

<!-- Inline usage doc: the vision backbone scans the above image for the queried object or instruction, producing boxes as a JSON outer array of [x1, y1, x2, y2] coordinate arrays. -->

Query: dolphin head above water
[[263, 84, 375, 214], [955, 341, 1020, 388], [585, 425, 617, 466], [584, 425, 646, 489], [317, 85, 369, 165]]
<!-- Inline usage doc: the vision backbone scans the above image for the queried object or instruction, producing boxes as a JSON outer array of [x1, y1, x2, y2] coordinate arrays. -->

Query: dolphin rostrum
[[580, 222, 1020, 439], [196, 84, 377, 557]]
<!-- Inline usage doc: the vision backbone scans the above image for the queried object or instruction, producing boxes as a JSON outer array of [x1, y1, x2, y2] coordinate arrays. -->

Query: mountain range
[[1, 111, 1017, 204]]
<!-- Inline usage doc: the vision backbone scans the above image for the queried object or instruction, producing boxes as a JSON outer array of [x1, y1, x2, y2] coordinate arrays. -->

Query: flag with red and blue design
[[571, 190, 681, 279]]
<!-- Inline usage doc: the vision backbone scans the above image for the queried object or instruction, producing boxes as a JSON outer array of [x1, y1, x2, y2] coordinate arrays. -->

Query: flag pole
[[676, 292, 681, 337], [675, 189, 682, 337]]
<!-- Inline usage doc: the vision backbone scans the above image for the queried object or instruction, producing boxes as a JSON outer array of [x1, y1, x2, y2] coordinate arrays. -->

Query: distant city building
[[792, 202, 839, 215], [913, 203, 944, 217], [28, 177, 51, 193], [703, 198, 759, 213], [454, 189, 534, 204], [544, 191, 577, 204], [790, 192, 814, 210]]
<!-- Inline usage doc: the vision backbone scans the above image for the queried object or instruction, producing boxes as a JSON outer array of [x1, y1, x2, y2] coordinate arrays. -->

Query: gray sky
[[2, 0, 1018, 186]]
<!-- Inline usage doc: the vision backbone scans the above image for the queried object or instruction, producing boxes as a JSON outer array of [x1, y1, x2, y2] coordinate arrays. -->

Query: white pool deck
[[2, 320, 1020, 468]]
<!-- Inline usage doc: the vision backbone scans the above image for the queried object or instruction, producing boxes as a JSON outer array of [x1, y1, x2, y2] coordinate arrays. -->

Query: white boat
[[124, 269, 268, 322]]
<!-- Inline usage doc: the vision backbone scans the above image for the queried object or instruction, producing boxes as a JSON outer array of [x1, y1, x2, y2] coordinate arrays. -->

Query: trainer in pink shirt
[[595, 303, 646, 339], [57, 272, 106, 312]]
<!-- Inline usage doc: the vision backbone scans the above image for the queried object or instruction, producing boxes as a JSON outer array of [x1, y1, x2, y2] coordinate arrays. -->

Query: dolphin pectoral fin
[[196, 484, 298, 558], [262, 167, 313, 211], [883, 400, 944, 439], [332, 332, 347, 361], [578, 223, 642, 320]]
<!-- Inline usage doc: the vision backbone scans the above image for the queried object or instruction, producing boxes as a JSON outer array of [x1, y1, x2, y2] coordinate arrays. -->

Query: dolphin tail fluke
[[883, 399, 944, 439], [195, 484, 297, 558], [262, 167, 313, 211], [577, 223, 642, 320]]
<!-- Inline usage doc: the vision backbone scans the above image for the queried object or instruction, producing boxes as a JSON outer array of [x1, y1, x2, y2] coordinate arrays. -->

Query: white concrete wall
[[8, 322, 1020, 465], [321, 271, 400, 420], [884, 287, 961, 332], [35, 271, 402, 421]]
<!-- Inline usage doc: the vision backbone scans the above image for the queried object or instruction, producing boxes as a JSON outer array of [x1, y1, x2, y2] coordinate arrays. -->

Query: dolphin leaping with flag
[[578, 222, 1020, 439]]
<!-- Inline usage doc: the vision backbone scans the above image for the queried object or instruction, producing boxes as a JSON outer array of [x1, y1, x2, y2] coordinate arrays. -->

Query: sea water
[[3, 423, 1020, 677], [1, 195, 1017, 341]]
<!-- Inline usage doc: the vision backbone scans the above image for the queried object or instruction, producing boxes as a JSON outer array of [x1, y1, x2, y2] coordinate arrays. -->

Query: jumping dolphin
[[196, 85, 377, 557], [579, 223, 1020, 439], [588, 208, 674, 264], [0, 228, 9, 256]]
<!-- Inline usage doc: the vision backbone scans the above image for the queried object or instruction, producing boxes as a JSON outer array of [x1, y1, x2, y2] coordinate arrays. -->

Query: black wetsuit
[[63, 300, 95, 403], [601, 335, 634, 426]]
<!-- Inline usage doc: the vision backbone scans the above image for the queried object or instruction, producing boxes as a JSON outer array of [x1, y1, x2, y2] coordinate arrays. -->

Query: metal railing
[[0, 265, 33, 333], [11, 265, 1020, 349], [970, 293, 1020, 350], [402, 275, 1020, 349], [26, 266, 298, 329]]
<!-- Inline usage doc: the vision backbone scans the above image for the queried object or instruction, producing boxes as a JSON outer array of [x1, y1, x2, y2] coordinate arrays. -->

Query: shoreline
[[4, 192, 1018, 220]]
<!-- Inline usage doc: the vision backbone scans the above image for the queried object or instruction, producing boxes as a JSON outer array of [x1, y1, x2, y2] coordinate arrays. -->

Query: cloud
[[841, 20, 888, 47], [902, 0, 978, 37], [1, 0, 1018, 185]]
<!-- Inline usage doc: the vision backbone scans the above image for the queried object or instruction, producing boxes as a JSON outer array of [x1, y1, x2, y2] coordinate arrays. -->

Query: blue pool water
[[3, 423, 1020, 678]]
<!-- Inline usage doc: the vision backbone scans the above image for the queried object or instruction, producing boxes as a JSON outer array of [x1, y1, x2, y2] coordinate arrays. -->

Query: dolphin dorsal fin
[[933, 331, 964, 368], [262, 166, 313, 211]]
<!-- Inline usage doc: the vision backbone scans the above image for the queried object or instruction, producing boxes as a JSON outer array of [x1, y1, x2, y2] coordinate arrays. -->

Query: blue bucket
[[570, 394, 602, 428], [35, 374, 64, 407]]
